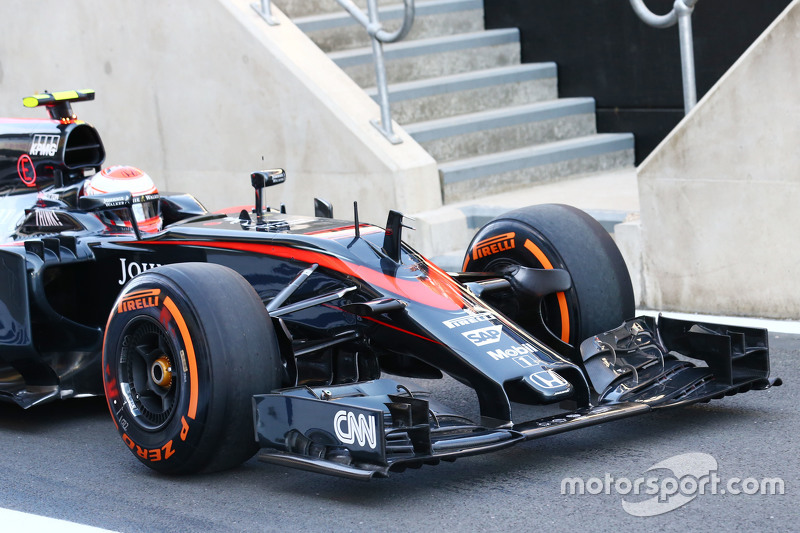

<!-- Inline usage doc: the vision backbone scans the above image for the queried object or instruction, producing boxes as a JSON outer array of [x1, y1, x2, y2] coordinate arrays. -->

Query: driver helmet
[[83, 166, 162, 234]]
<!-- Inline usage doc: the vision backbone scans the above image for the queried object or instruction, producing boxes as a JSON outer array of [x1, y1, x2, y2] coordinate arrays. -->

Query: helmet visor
[[96, 195, 161, 235], [132, 195, 162, 234]]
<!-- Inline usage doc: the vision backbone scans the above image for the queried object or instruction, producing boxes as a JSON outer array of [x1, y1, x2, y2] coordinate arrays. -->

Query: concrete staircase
[[273, 0, 635, 260]]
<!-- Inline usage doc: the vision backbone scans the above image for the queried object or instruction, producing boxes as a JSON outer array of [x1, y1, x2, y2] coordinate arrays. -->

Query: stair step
[[282, 0, 637, 219], [438, 134, 635, 203], [404, 168, 639, 258], [367, 63, 558, 123], [294, 0, 484, 52], [405, 98, 597, 161], [331, 29, 520, 86], [274, 0, 398, 18]]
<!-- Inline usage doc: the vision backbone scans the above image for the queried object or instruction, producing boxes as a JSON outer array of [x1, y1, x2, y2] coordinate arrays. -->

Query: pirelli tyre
[[102, 263, 281, 474], [462, 204, 634, 361]]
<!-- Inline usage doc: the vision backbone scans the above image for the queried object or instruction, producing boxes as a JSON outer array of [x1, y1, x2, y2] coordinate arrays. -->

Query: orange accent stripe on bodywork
[[303, 224, 383, 239], [163, 296, 199, 419], [363, 316, 442, 345], [523, 239, 570, 344], [146, 240, 463, 311]]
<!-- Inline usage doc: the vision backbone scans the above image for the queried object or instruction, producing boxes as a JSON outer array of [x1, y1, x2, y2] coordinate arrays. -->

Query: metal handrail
[[252, 0, 279, 26], [251, 0, 414, 143], [335, 0, 416, 144], [629, 0, 699, 113]]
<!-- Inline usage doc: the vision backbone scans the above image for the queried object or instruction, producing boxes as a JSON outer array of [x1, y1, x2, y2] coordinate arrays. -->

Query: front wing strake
[[253, 316, 781, 480]]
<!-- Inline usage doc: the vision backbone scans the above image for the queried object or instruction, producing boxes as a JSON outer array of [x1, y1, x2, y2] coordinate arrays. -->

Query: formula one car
[[0, 90, 781, 479]]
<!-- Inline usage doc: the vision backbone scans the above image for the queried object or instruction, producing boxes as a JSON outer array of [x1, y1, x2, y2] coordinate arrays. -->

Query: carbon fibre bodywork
[[0, 91, 781, 479]]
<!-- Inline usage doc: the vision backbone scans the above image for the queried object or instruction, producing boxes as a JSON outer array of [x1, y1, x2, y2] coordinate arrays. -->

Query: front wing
[[253, 315, 782, 479]]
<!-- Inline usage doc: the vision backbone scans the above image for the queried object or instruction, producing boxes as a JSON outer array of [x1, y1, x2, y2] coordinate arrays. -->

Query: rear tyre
[[102, 263, 281, 474], [463, 204, 634, 360]]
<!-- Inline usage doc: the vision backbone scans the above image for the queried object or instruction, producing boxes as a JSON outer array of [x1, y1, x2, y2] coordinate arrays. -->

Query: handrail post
[[252, 0, 279, 26], [675, 0, 697, 112], [629, 0, 699, 114], [254, 0, 415, 143], [335, 0, 415, 144], [366, 0, 401, 144]]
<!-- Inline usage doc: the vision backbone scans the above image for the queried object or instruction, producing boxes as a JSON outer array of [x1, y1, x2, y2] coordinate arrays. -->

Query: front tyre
[[102, 263, 281, 474], [463, 204, 634, 361]]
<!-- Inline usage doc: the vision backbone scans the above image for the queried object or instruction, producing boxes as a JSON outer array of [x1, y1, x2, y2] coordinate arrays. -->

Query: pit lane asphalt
[[0, 334, 796, 533]]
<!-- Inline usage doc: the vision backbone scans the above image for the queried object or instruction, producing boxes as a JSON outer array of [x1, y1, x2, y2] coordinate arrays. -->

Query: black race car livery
[[0, 90, 781, 479]]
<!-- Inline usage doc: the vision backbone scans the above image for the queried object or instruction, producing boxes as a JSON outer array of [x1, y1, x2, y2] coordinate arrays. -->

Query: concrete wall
[[0, 0, 440, 224], [637, 0, 800, 319]]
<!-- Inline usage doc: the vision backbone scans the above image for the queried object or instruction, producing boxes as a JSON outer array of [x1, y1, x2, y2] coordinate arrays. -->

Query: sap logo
[[334, 410, 377, 450], [463, 325, 502, 346], [30, 134, 60, 157], [487, 343, 537, 361], [529, 370, 569, 389], [118, 258, 162, 285], [443, 311, 496, 329], [472, 232, 515, 260]]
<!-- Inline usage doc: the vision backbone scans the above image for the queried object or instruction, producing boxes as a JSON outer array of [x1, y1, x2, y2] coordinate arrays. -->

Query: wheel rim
[[118, 316, 180, 431]]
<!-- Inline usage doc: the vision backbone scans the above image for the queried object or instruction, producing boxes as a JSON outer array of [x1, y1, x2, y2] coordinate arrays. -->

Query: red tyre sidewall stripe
[[163, 296, 199, 420]]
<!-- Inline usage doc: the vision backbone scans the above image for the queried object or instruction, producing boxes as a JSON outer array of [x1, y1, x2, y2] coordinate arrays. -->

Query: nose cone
[[505, 368, 574, 404], [525, 369, 573, 400]]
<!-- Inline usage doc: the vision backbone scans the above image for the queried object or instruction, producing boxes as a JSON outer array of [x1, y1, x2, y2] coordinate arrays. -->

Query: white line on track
[[0, 508, 118, 532]]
